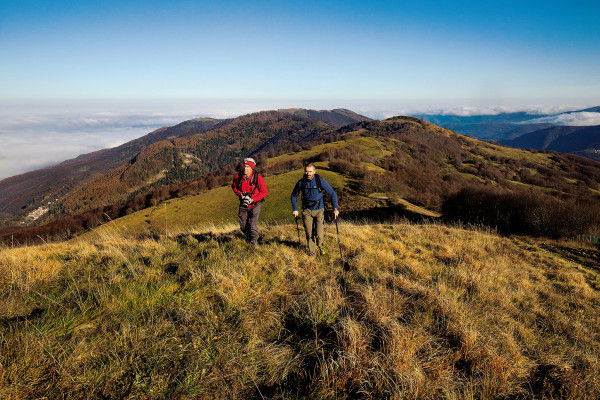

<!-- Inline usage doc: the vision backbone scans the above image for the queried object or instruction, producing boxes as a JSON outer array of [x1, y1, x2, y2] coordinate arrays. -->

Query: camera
[[241, 195, 252, 207]]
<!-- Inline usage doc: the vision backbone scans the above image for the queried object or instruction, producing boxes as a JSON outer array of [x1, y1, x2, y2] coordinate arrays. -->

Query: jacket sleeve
[[232, 174, 242, 196], [251, 174, 268, 203], [320, 178, 339, 210], [290, 180, 301, 211]]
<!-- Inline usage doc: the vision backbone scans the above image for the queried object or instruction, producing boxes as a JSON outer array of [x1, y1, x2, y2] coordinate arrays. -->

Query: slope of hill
[[6, 106, 599, 230], [500, 125, 600, 160], [0, 109, 372, 225], [79, 168, 342, 241], [55, 111, 337, 216], [502, 122, 555, 140], [0, 118, 222, 224], [132, 117, 600, 238], [2, 221, 599, 398], [3, 115, 600, 245], [76, 165, 426, 244]]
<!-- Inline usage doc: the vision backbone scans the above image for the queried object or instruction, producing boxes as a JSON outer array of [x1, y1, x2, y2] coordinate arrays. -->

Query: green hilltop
[[79, 116, 600, 243]]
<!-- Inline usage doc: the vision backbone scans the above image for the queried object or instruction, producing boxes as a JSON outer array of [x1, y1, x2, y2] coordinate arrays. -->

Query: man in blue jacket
[[291, 163, 339, 255]]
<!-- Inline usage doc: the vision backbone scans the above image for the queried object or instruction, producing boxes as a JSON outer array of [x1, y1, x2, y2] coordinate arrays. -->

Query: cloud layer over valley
[[1, 100, 599, 181], [524, 112, 600, 127], [0, 103, 203, 180], [0, 98, 318, 180]]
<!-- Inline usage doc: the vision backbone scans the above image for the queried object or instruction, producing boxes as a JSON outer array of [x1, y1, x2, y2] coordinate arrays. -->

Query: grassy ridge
[[265, 136, 391, 167], [2, 222, 599, 398]]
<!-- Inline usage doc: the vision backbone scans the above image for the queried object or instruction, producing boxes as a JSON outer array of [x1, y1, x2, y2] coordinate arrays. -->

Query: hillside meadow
[[1, 220, 599, 399], [80, 167, 347, 241]]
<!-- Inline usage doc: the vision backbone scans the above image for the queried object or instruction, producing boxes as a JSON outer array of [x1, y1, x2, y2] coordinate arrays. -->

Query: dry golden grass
[[1, 221, 599, 399]]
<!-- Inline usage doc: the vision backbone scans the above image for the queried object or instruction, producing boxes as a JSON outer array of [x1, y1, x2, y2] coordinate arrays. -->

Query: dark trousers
[[238, 203, 261, 245]]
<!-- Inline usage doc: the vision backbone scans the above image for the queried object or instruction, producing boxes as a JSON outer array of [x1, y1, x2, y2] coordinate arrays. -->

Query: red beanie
[[244, 157, 256, 169]]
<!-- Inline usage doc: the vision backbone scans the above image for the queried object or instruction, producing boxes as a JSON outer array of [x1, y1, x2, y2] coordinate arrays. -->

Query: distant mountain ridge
[[414, 111, 549, 128], [0, 109, 370, 224], [500, 125, 600, 159], [414, 106, 600, 160], [0, 118, 223, 223], [278, 108, 372, 128]]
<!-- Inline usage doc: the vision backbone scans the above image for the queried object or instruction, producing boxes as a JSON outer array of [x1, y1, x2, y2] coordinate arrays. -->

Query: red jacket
[[232, 172, 267, 208]]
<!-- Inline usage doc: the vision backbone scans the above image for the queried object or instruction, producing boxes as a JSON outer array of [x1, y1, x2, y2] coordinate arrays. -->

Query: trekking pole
[[335, 216, 349, 270], [295, 216, 301, 247]]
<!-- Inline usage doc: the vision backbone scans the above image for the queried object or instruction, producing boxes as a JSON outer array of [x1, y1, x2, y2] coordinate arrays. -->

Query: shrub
[[442, 186, 600, 238]]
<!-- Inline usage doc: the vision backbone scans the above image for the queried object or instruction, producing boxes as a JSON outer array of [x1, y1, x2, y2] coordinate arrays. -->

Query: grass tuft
[[1, 221, 599, 398]]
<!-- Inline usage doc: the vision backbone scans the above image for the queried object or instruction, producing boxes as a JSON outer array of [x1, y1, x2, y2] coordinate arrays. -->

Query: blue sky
[[2, 0, 599, 104], [1, 0, 600, 178]]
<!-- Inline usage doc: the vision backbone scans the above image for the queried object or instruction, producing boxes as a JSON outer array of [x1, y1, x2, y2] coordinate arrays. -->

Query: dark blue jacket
[[291, 174, 338, 212]]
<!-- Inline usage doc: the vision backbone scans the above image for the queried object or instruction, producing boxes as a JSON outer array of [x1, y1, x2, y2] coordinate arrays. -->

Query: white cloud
[[525, 112, 600, 126], [0, 103, 208, 180], [342, 102, 592, 119], [0, 126, 157, 180], [1, 98, 598, 181]]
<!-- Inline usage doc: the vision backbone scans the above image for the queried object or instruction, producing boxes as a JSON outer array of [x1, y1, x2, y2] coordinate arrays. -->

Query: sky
[[1, 0, 600, 179]]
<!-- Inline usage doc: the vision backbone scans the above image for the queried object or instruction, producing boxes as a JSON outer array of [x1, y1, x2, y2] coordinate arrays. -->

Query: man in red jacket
[[232, 157, 268, 245]]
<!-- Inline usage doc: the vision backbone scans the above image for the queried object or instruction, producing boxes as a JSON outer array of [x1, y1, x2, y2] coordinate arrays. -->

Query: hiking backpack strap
[[236, 171, 261, 195], [253, 172, 264, 203], [315, 174, 323, 193], [300, 174, 323, 193], [253, 171, 260, 191]]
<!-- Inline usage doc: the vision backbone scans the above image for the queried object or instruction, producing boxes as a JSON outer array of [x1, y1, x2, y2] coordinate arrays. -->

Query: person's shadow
[[177, 231, 304, 249]]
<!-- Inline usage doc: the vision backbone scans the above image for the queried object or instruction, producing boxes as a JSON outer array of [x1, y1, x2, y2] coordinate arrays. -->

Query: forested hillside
[[0, 118, 222, 224], [54, 111, 335, 216], [2, 116, 600, 245], [0, 109, 370, 225], [500, 125, 600, 160]]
